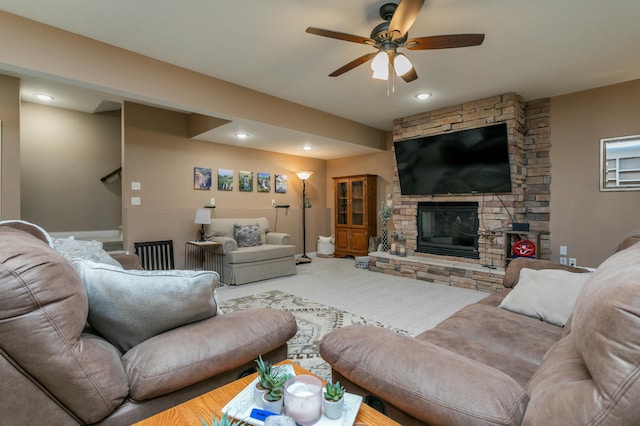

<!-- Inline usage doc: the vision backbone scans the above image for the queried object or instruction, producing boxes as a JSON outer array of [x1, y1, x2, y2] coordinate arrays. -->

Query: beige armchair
[[207, 217, 296, 285]]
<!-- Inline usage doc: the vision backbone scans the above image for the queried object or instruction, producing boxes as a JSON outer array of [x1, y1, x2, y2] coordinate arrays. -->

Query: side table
[[185, 241, 223, 281]]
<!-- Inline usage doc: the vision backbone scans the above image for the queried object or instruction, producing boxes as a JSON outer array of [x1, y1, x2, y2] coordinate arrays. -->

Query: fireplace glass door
[[417, 202, 479, 259]]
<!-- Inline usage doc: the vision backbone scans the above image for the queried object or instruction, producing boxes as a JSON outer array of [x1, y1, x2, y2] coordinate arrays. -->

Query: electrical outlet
[[210, 198, 216, 207], [569, 258, 577, 267], [272, 199, 276, 207], [131, 196, 141, 206], [559, 257, 568, 265], [559, 245, 567, 255]]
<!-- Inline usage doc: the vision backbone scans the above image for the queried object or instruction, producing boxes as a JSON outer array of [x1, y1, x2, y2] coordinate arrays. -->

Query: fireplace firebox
[[417, 202, 479, 259]]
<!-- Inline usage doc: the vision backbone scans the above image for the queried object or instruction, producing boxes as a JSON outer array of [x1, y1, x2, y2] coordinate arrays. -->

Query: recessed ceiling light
[[415, 92, 432, 100], [302, 145, 313, 151], [234, 132, 249, 139], [35, 93, 54, 101]]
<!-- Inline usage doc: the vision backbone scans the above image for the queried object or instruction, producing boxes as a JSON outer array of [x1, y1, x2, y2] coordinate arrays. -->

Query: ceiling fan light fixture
[[371, 51, 389, 80], [393, 53, 413, 76]]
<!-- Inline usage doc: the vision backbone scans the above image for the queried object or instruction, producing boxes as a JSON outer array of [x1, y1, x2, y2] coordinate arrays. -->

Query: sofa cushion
[[430, 302, 563, 365], [73, 260, 220, 352], [226, 244, 296, 264], [499, 268, 592, 326], [0, 225, 128, 424], [122, 308, 297, 400], [233, 223, 262, 247]]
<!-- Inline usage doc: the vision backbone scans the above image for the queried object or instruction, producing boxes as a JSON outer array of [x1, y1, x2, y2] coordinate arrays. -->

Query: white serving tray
[[222, 365, 362, 426]]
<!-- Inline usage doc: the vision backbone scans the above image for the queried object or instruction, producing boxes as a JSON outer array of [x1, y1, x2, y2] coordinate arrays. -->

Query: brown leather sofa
[[320, 233, 640, 425], [0, 221, 297, 425]]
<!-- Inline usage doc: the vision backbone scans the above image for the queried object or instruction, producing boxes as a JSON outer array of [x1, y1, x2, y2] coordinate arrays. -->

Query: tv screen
[[394, 123, 512, 195]]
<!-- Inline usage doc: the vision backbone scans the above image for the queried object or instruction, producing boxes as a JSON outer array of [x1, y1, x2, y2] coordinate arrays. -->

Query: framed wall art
[[218, 169, 233, 191], [275, 174, 287, 193], [194, 167, 212, 190], [239, 171, 253, 192], [257, 172, 271, 192]]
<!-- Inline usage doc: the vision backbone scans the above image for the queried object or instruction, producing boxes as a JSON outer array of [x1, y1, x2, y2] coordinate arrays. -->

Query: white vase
[[322, 397, 344, 420]]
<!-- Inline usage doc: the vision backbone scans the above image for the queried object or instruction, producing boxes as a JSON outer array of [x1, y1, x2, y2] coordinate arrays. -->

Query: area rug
[[219, 290, 408, 381]]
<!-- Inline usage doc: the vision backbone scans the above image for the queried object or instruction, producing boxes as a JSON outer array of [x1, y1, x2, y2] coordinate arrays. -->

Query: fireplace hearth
[[417, 202, 479, 259]]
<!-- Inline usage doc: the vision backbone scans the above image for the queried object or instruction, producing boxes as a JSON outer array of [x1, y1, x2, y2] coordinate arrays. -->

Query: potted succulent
[[261, 370, 290, 414], [254, 355, 272, 406], [323, 381, 346, 420]]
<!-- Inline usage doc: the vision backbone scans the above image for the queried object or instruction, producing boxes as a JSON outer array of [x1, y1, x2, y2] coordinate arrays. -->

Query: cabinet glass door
[[350, 180, 364, 226], [337, 181, 348, 225]]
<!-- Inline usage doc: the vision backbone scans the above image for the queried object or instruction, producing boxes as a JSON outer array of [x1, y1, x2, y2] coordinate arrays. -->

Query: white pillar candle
[[284, 376, 322, 425]]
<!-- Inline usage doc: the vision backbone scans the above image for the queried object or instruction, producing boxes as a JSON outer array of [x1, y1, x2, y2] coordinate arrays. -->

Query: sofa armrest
[[122, 308, 297, 401], [208, 236, 238, 254], [503, 257, 591, 288], [320, 325, 527, 426], [265, 232, 290, 245]]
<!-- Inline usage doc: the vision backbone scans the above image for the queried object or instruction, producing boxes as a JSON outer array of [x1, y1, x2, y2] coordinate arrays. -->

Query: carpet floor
[[220, 290, 408, 380]]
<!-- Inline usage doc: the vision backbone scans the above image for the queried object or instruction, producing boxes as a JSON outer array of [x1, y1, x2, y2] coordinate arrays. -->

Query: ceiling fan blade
[[329, 52, 378, 77], [400, 67, 418, 82], [405, 34, 485, 50], [306, 27, 375, 46], [388, 0, 425, 41]]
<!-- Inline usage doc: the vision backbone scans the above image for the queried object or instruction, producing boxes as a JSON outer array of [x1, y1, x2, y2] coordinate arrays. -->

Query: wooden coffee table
[[133, 360, 400, 426]]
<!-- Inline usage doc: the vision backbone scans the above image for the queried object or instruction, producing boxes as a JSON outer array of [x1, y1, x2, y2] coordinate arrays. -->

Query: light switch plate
[[131, 182, 141, 191], [131, 196, 141, 206], [559, 245, 567, 255]]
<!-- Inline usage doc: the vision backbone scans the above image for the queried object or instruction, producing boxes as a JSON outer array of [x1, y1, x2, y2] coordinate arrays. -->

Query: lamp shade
[[296, 171, 314, 181], [371, 51, 389, 80], [194, 208, 211, 225], [393, 53, 413, 77]]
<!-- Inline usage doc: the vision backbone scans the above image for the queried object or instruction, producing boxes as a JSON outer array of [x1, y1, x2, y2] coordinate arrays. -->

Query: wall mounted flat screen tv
[[394, 123, 512, 195]]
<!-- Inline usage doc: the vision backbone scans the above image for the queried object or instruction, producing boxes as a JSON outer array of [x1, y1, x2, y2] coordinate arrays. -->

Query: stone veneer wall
[[370, 93, 551, 292]]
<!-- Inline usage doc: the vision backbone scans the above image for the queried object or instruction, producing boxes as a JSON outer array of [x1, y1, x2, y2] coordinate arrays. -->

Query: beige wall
[[20, 102, 121, 231], [550, 79, 640, 267], [0, 74, 21, 219], [122, 102, 330, 268], [0, 11, 384, 151], [327, 150, 396, 238]]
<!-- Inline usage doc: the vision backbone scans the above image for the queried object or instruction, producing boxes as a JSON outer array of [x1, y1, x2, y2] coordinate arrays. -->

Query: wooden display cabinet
[[333, 175, 377, 257]]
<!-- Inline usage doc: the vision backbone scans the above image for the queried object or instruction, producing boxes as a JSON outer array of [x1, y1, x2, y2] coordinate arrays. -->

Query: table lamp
[[194, 208, 211, 241]]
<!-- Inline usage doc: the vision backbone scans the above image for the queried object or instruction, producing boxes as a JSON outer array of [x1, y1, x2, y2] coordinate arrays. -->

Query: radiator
[[133, 240, 174, 270]]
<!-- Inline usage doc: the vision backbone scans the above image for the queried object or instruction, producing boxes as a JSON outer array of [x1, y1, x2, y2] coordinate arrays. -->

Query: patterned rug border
[[220, 290, 407, 380]]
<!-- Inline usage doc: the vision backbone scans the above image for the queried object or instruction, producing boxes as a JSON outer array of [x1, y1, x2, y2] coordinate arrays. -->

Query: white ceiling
[[3, 0, 640, 159]]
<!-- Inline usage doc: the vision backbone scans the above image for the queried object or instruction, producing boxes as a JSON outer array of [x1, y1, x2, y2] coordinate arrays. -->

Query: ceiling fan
[[306, 0, 484, 82]]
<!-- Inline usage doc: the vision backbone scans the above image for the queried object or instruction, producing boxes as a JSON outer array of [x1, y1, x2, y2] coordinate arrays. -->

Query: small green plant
[[200, 411, 245, 426], [255, 355, 272, 389], [263, 370, 291, 402], [324, 381, 345, 402]]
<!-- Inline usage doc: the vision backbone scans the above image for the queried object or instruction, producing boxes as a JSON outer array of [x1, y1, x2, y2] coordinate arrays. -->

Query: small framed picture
[[218, 169, 233, 191], [194, 167, 212, 190], [239, 171, 253, 192], [257, 172, 271, 192], [275, 174, 287, 193]]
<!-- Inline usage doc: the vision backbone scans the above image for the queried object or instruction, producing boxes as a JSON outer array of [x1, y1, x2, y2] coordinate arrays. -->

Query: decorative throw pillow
[[233, 224, 262, 247], [499, 268, 592, 327], [53, 236, 122, 268], [72, 260, 220, 352]]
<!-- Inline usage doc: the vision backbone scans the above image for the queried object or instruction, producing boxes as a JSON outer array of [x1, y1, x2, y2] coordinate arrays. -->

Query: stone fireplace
[[370, 93, 552, 293]]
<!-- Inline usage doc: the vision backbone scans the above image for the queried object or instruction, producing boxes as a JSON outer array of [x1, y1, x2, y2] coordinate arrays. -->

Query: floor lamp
[[296, 171, 313, 264]]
